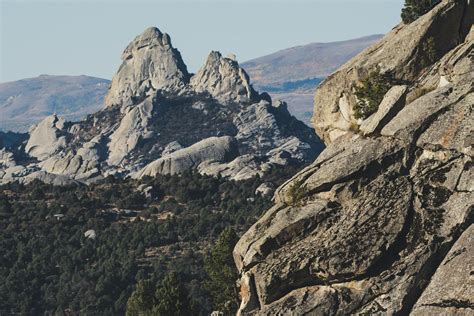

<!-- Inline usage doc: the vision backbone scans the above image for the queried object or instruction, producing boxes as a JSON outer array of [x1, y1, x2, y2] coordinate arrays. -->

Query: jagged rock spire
[[191, 51, 258, 104], [104, 27, 190, 107]]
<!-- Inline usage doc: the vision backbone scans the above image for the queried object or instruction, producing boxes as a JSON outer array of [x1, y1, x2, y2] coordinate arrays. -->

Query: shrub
[[286, 179, 308, 206], [401, 0, 439, 24], [353, 71, 392, 120]]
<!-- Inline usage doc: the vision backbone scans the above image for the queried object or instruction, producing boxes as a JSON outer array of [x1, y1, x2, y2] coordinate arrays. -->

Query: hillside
[[242, 35, 383, 124], [0, 75, 109, 132]]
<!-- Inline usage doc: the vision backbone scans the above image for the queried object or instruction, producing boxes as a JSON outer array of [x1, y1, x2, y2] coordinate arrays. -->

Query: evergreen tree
[[204, 227, 239, 314], [153, 273, 193, 316], [401, 0, 438, 23], [125, 280, 156, 316]]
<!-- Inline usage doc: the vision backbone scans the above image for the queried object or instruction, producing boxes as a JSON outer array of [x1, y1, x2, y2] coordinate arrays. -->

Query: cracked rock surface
[[234, 1, 474, 314]]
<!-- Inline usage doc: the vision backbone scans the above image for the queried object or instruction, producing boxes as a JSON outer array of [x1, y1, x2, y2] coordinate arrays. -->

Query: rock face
[[234, 1, 474, 314], [104, 27, 190, 107], [191, 51, 258, 104], [25, 114, 68, 161], [133, 136, 239, 177], [312, 0, 473, 144], [0, 26, 323, 184], [411, 225, 474, 315]]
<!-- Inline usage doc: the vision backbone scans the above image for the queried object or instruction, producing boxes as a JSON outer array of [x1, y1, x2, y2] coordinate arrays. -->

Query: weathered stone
[[191, 51, 257, 104], [107, 97, 154, 166], [161, 141, 183, 156], [133, 136, 239, 177], [312, 0, 474, 144], [359, 85, 408, 136], [235, 3, 474, 314], [411, 225, 474, 316], [25, 114, 67, 161], [198, 154, 263, 181], [104, 27, 190, 107]]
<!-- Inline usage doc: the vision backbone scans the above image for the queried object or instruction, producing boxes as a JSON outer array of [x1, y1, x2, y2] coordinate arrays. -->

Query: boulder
[[107, 97, 154, 166], [25, 114, 68, 161], [133, 136, 239, 178], [198, 154, 263, 181], [359, 85, 408, 136]]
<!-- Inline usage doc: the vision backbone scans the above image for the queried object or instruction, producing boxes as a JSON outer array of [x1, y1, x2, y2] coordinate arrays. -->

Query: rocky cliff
[[0, 27, 323, 185], [234, 0, 473, 314]]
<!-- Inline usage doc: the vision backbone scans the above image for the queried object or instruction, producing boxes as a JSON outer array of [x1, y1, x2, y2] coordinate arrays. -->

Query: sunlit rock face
[[0, 26, 323, 185], [234, 1, 474, 314]]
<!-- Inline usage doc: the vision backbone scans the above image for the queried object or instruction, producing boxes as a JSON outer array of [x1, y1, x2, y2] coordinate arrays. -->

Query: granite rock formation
[[234, 1, 474, 314], [0, 27, 323, 185]]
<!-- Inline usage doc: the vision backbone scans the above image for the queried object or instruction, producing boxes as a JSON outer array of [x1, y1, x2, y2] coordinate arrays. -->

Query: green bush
[[286, 180, 308, 206], [401, 0, 438, 24], [353, 71, 392, 120]]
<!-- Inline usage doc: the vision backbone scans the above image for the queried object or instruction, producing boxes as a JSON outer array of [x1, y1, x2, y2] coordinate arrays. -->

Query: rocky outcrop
[[104, 27, 189, 107], [0, 26, 323, 184], [312, 0, 474, 144], [235, 1, 473, 314], [411, 225, 474, 315], [191, 51, 258, 104], [133, 136, 239, 177], [107, 98, 154, 166], [25, 114, 68, 161]]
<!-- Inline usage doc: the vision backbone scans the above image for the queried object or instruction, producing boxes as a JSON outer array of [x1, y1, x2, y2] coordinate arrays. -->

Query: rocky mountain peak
[[104, 26, 190, 107], [191, 51, 258, 104], [0, 26, 324, 185]]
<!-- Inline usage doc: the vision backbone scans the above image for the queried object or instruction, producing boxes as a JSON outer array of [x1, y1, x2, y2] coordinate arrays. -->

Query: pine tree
[[125, 280, 156, 316], [153, 273, 193, 316], [204, 227, 239, 314], [401, 0, 438, 24]]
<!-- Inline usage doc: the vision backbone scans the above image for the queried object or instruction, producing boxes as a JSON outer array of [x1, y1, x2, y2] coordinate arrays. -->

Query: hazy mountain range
[[0, 75, 109, 132], [242, 34, 383, 124], [0, 35, 381, 132]]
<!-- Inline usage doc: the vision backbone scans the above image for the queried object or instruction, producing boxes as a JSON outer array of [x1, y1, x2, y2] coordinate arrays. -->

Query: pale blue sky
[[1, 0, 404, 82]]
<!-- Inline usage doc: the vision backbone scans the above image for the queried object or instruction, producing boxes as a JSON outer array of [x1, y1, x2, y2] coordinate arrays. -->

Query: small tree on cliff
[[401, 0, 439, 24], [204, 227, 240, 314]]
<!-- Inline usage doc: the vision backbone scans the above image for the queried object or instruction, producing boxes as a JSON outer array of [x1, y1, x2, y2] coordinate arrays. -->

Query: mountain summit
[[105, 27, 190, 107], [0, 26, 323, 185]]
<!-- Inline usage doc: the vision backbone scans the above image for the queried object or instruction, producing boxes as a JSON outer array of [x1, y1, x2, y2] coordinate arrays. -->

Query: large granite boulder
[[25, 114, 68, 161], [234, 2, 474, 314], [133, 136, 239, 177]]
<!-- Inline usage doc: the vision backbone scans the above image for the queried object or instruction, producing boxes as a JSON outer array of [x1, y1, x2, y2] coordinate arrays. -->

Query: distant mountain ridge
[[0, 75, 109, 132], [242, 34, 383, 124], [242, 34, 383, 88]]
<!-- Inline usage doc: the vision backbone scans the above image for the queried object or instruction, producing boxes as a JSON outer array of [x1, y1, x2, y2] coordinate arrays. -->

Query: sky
[[0, 0, 404, 83]]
